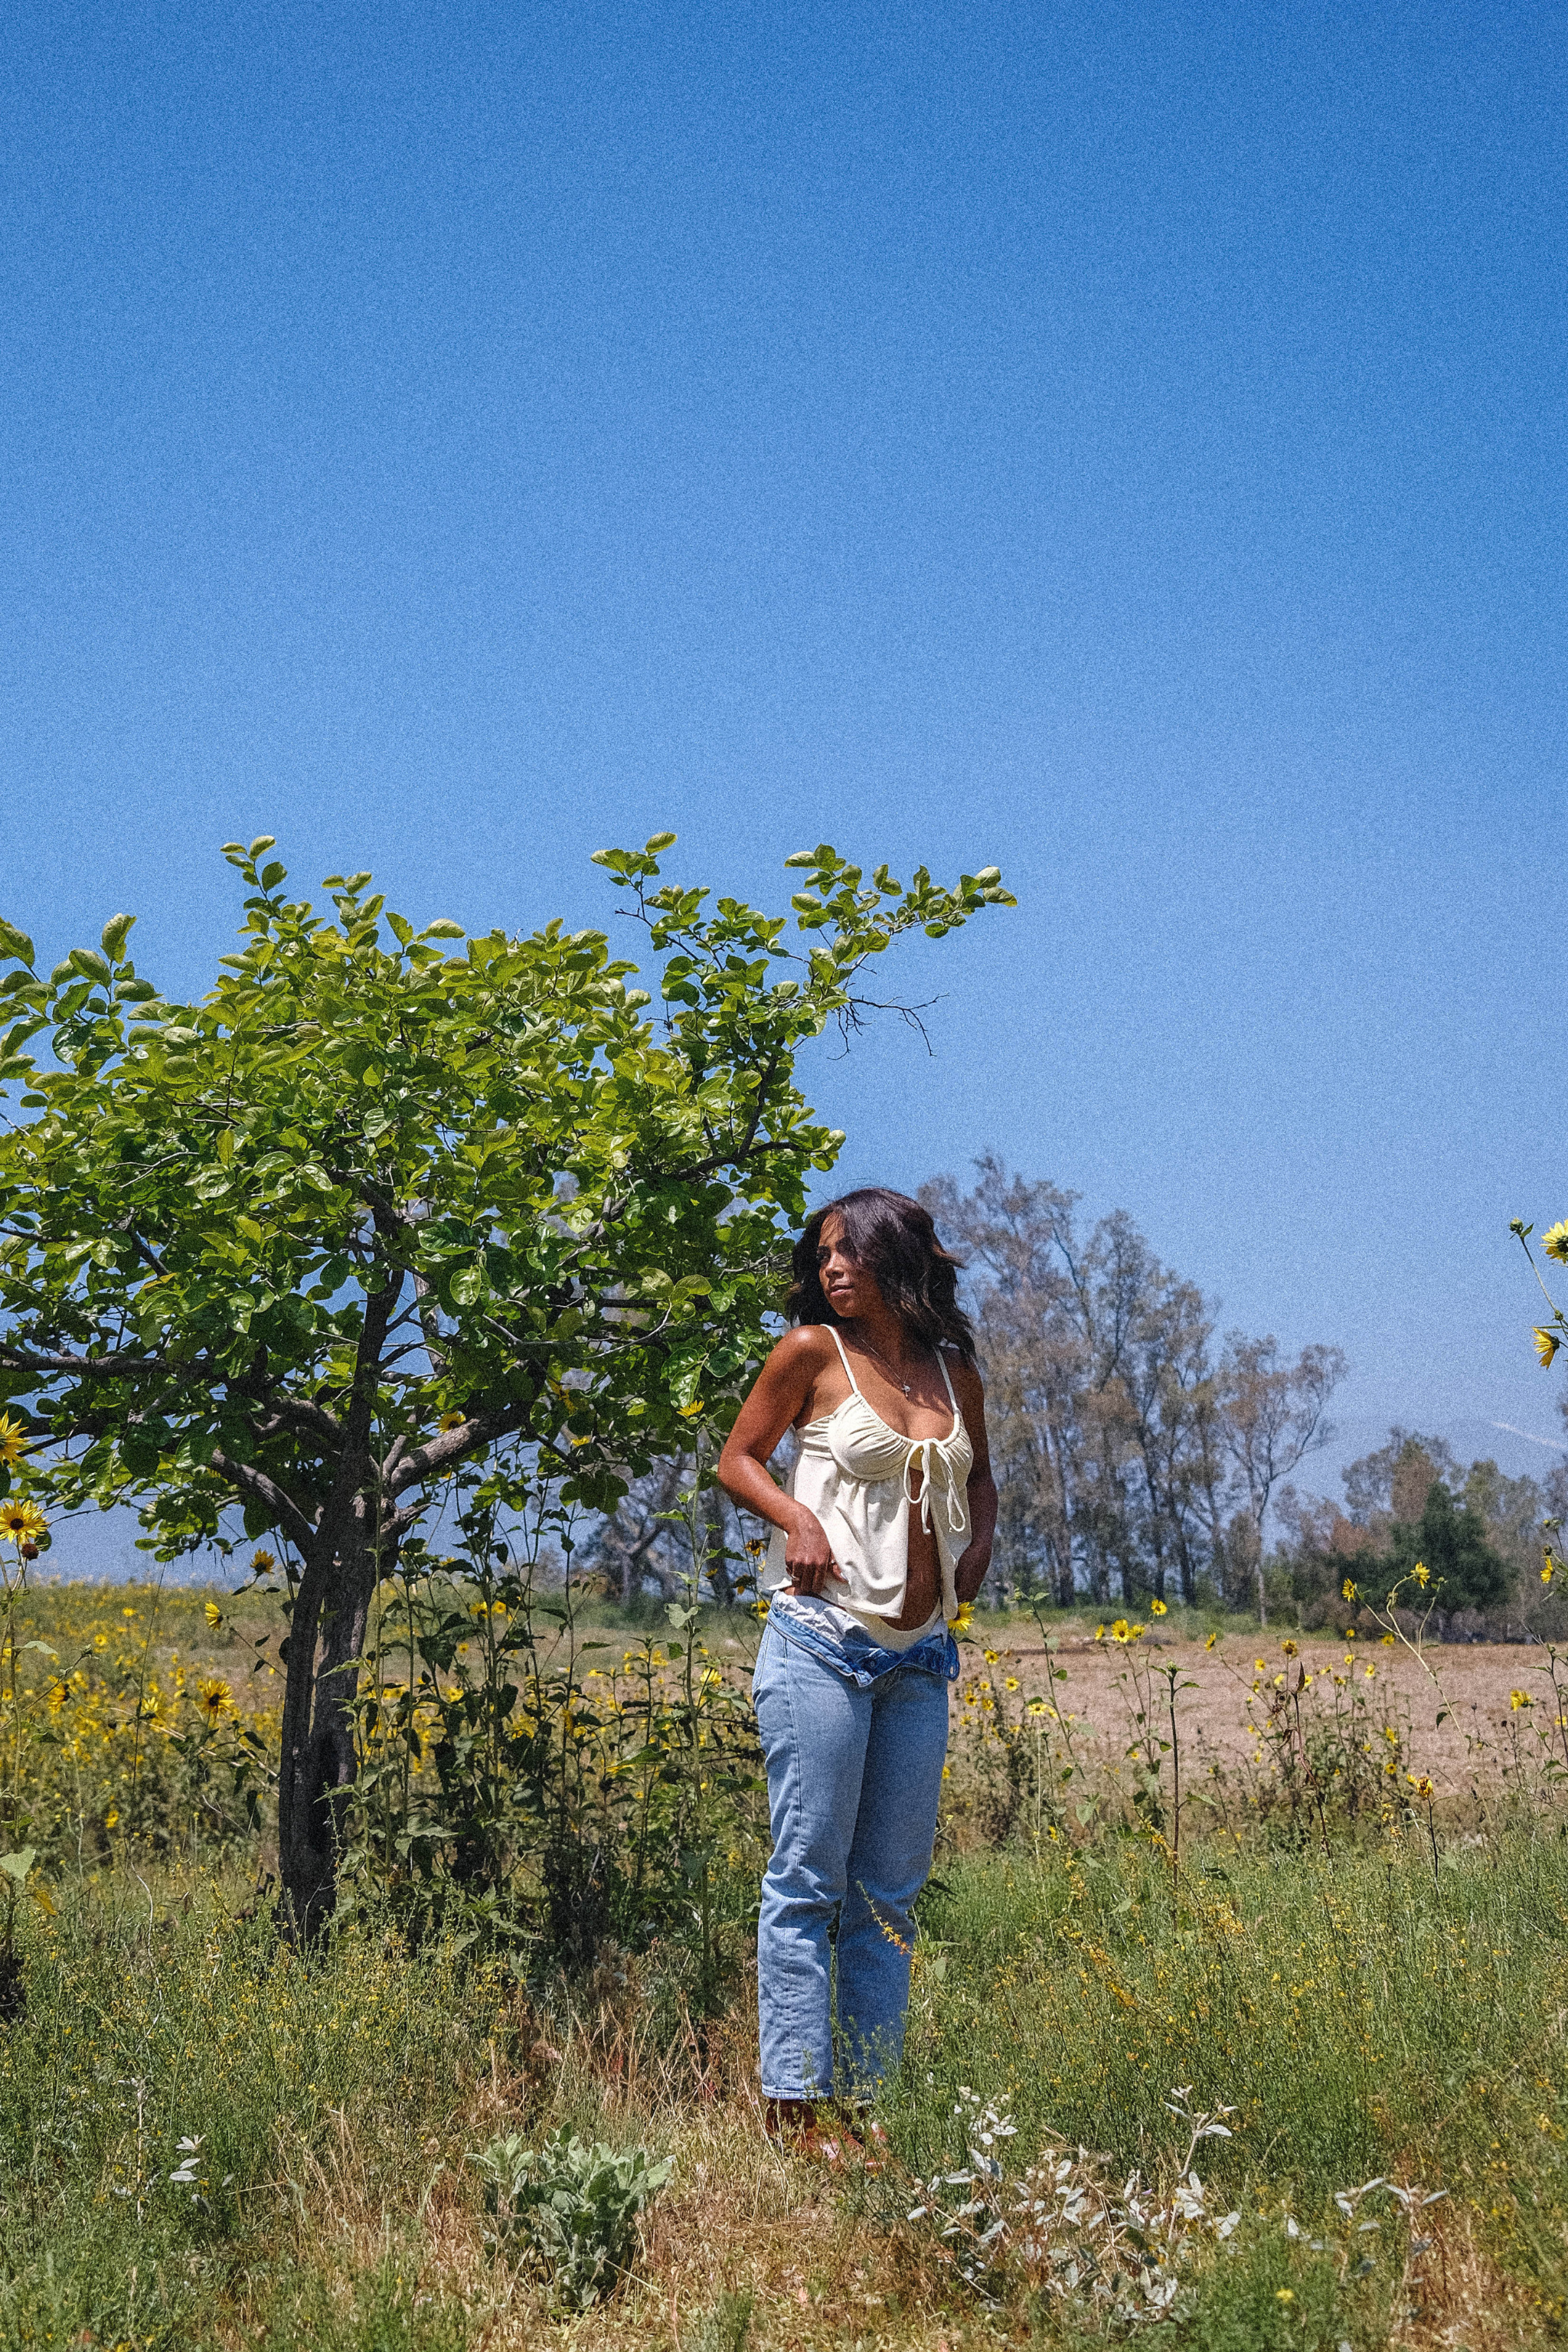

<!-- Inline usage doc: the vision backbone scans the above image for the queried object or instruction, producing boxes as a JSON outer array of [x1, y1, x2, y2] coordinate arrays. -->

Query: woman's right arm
[[716, 1329, 845, 1597]]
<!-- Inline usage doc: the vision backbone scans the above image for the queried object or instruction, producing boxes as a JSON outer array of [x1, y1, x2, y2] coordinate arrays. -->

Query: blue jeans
[[752, 1602, 953, 2102]]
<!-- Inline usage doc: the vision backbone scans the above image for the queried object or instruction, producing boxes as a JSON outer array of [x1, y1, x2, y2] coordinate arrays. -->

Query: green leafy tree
[[0, 834, 1011, 1932], [1379, 1481, 1511, 1613]]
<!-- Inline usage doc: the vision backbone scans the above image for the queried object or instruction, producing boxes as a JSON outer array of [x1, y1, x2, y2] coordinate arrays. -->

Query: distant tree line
[[1272, 1426, 1563, 1630], [586, 1158, 1565, 1626], [920, 1158, 1347, 1619]]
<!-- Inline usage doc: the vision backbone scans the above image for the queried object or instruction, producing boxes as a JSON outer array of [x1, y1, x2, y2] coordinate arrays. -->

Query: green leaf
[[248, 836, 276, 857], [0, 1847, 35, 1884], [420, 920, 466, 940], [67, 949, 112, 985], [260, 861, 286, 890], [644, 831, 677, 853], [100, 913, 136, 963], [0, 920, 36, 968]]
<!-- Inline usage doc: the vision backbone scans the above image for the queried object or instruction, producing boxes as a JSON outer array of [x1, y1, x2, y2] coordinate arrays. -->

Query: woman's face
[[815, 1212, 882, 1320]]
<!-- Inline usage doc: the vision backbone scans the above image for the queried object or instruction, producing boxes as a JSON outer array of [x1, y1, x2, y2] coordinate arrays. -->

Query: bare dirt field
[[954, 1627, 1560, 1790]]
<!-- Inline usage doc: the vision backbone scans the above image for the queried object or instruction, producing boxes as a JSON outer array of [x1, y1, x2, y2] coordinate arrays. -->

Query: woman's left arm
[[950, 1357, 998, 1605]]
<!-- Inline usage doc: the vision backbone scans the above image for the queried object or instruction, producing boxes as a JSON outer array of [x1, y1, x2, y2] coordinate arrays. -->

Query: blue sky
[[3, 2, 1566, 1571]]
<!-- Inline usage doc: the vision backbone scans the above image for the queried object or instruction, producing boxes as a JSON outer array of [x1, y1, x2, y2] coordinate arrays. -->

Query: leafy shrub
[[336, 1519, 766, 1982], [468, 2125, 672, 2308]]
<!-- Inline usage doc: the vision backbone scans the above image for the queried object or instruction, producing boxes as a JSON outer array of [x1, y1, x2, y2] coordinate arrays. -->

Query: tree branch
[[207, 1446, 318, 1553], [0, 1343, 177, 1380], [0, 1340, 345, 1448], [387, 1397, 536, 1494]]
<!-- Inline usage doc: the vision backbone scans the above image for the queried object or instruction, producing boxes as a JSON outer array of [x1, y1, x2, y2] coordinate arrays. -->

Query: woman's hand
[[784, 1507, 845, 1599], [952, 1538, 993, 1607]]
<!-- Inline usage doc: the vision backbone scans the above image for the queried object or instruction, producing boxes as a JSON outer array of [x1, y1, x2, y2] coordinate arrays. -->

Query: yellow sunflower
[[197, 1678, 232, 1726], [0, 1499, 45, 1545], [0, 1413, 28, 1468]]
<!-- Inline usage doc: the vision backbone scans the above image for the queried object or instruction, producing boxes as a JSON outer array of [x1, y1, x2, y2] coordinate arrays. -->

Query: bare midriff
[[887, 1459, 941, 1629]]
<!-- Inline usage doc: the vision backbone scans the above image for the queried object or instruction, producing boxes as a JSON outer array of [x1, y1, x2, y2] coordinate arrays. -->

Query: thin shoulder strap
[[936, 1345, 961, 1429], [827, 1324, 862, 1396]]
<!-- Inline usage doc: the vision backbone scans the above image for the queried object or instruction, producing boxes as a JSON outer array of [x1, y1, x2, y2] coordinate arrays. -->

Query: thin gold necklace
[[851, 1327, 923, 1397]]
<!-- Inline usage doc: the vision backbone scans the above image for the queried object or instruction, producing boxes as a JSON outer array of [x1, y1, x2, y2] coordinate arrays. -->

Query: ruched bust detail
[[763, 1331, 973, 1623]]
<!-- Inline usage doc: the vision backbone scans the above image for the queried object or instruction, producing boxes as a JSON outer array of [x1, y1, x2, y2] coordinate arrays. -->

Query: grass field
[[3, 1583, 1568, 2348]]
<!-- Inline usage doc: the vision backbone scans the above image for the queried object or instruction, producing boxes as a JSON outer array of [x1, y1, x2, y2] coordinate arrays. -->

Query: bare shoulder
[[944, 1347, 986, 1412], [763, 1324, 840, 1393], [769, 1324, 838, 1373], [755, 1323, 841, 1426]]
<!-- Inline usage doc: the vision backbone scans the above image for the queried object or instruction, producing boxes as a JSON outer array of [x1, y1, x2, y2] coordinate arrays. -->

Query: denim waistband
[[764, 1596, 961, 1687]]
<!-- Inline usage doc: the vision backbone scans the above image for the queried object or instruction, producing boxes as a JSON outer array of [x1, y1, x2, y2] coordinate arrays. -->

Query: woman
[[717, 1187, 995, 2149]]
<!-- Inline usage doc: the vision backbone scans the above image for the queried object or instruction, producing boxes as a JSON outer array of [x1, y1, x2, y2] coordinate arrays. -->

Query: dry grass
[[212, 1962, 978, 2352], [1392, 2200, 1537, 2352]]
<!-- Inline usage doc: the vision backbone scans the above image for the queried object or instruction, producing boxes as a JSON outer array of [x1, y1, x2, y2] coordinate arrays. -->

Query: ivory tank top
[[763, 1327, 974, 1625]]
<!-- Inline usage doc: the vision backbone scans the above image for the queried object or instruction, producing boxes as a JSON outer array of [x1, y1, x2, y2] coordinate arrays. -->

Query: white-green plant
[[907, 2083, 1240, 2319], [469, 2126, 673, 2309]]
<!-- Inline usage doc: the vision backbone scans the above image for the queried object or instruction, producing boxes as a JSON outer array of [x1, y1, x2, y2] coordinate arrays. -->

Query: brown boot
[[763, 2099, 848, 2167], [835, 2109, 890, 2173]]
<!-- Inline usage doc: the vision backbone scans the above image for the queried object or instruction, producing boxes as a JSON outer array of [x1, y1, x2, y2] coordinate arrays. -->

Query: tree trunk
[[277, 1490, 381, 1940], [1177, 1529, 1196, 1607]]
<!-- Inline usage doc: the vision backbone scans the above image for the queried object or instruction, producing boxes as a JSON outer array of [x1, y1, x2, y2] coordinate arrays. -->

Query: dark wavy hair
[[786, 1187, 976, 1366]]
